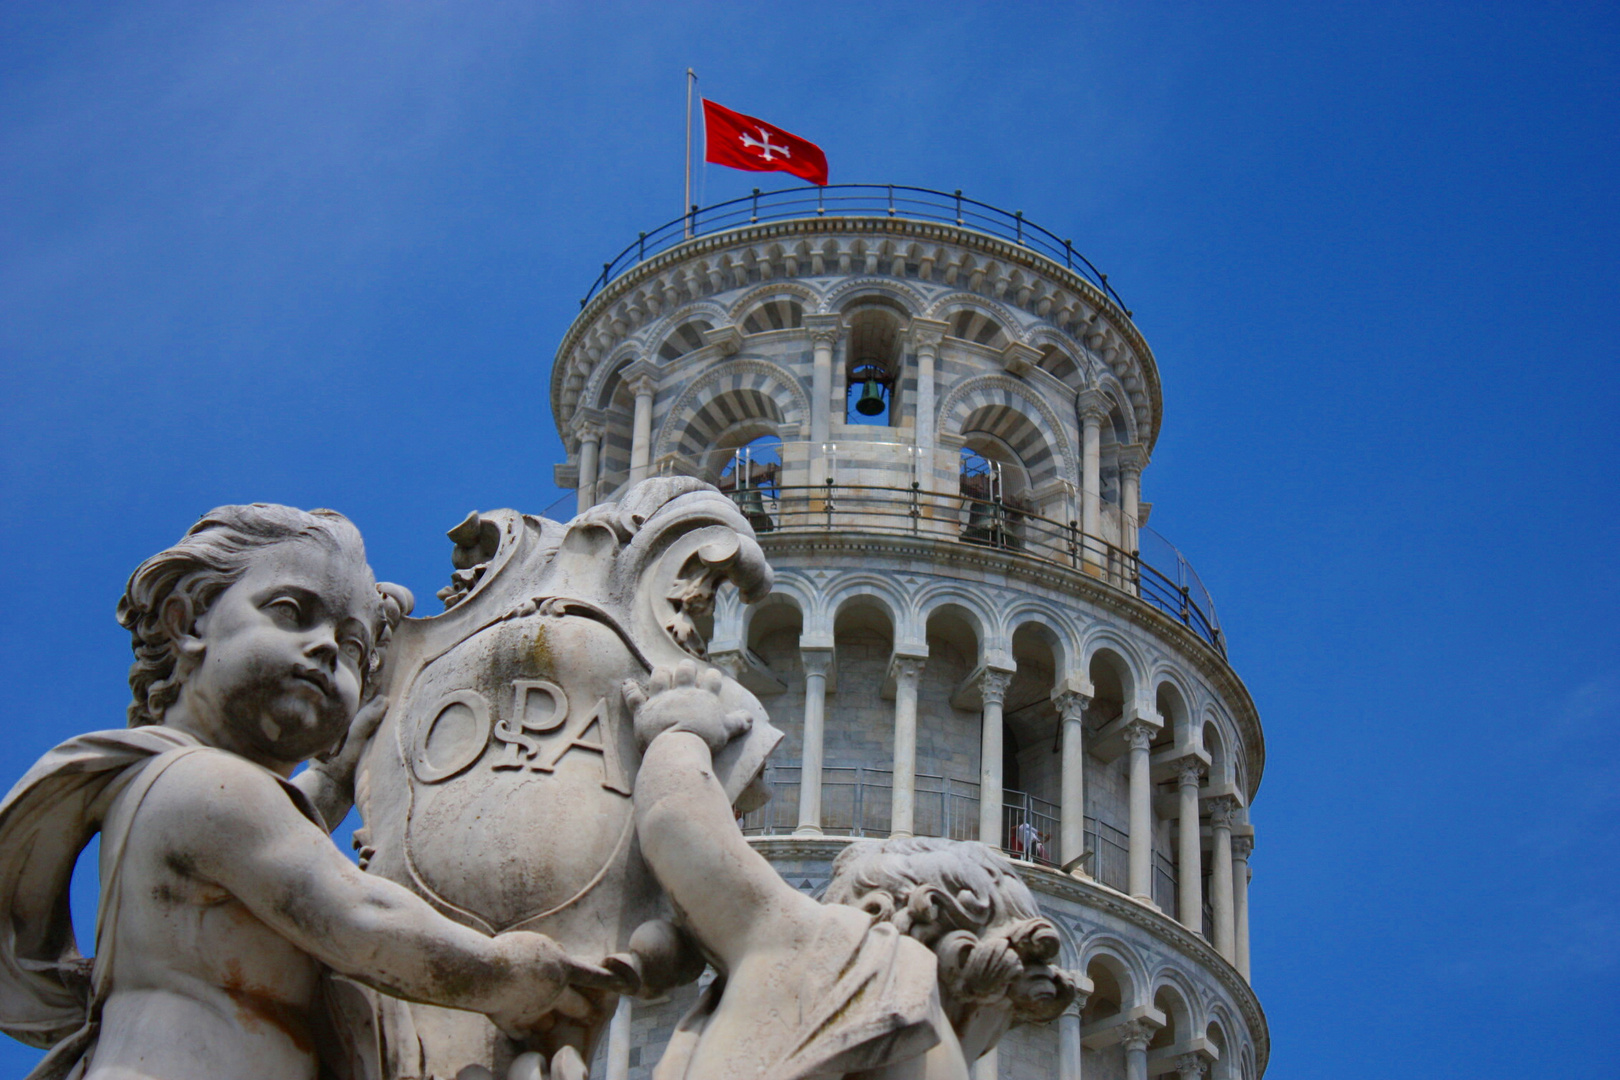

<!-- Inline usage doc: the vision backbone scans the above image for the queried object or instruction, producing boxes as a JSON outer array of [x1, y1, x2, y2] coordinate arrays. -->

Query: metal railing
[[1004, 790, 1060, 867], [1085, 817, 1176, 912], [739, 764, 978, 841], [726, 480, 1225, 655], [579, 184, 1129, 314], [740, 762, 1182, 910]]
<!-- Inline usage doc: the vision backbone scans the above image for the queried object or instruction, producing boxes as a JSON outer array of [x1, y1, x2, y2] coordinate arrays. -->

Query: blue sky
[[2, 2, 1616, 1076]]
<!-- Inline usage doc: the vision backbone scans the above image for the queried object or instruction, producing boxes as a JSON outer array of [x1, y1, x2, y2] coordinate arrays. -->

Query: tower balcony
[[656, 436, 1226, 657]]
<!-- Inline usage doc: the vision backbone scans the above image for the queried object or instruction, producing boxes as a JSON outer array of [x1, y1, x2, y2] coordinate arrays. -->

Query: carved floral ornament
[[1117, 1018, 1159, 1052], [1209, 796, 1242, 828]]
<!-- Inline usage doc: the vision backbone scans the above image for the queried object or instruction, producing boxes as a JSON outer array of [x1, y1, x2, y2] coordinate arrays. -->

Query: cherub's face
[[183, 538, 376, 766]]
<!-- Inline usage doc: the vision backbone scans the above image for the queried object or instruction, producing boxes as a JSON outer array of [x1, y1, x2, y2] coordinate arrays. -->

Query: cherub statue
[[623, 661, 1076, 1080], [0, 505, 622, 1080]]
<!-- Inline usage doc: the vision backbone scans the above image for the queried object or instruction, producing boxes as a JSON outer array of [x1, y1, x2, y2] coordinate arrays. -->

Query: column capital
[[1116, 442, 1149, 479], [1232, 833, 1255, 860], [1000, 341, 1041, 376], [1053, 689, 1091, 723], [1175, 1052, 1209, 1079], [906, 318, 949, 352], [978, 667, 1014, 707], [1117, 1018, 1157, 1053], [1209, 795, 1240, 828], [1123, 719, 1156, 752], [800, 648, 834, 677], [1077, 387, 1112, 425], [570, 408, 607, 444], [1063, 993, 1088, 1018], [888, 655, 927, 684], [804, 313, 841, 346], [702, 323, 744, 356], [624, 365, 659, 399], [1176, 760, 1206, 789]]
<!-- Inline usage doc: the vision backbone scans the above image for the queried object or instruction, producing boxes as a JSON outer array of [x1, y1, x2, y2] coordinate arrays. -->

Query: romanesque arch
[[654, 357, 810, 462], [939, 374, 1076, 486]]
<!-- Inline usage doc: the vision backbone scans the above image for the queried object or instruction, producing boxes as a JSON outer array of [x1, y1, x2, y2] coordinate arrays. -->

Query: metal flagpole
[[684, 68, 696, 238]]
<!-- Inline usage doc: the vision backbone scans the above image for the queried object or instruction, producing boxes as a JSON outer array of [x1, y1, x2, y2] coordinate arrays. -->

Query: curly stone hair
[[115, 503, 401, 728], [825, 837, 1075, 1019]]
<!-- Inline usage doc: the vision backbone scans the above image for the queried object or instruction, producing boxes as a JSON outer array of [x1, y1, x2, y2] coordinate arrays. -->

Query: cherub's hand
[[310, 695, 389, 785], [621, 660, 753, 753], [485, 932, 634, 1038]]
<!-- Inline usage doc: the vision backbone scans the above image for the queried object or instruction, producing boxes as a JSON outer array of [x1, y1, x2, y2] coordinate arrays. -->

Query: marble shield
[[347, 481, 780, 1075]]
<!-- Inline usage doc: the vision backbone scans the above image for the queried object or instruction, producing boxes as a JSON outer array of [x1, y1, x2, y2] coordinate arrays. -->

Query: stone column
[[1210, 797, 1238, 962], [1117, 443, 1146, 559], [603, 995, 632, 1080], [978, 668, 1014, 848], [1078, 389, 1110, 572], [970, 1046, 998, 1080], [625, 365, 659, 484], [1125, 721, 1156, 902], [1055, 690, 1091, 870], [805, 318, 839, 490], [572, 416, 605, 514], [807, 319, 838, 445], [1175, 1052, 1208, 1080], [1233, 833, 1254, 980], [908, 320, 948, 485], [1058, 997, 1086, 1080], [1176, 761, 1205, 932], [1119, 1020, 1155, 1080], [795, 649, 833, 835], [889, 656, 926, 838]]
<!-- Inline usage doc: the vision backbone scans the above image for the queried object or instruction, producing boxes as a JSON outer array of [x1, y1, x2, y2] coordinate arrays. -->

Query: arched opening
[[677, 386, 786, 474], [1206, 1020, 1232, 1080], [1086, 647, 1134, 892], [736, 594, 806, 836], [947, 307, 1009, 348], [739, 297, 805, 334], [1004, 622, 1061, 865], [1203, 719, 1229, 787], [843, 304, 905, 427], [592, 365, 636, 499], [1150, 681, 1187, 913], [826, 595, 897, 836], [957, 429, 1036, 531], [1080, 954, 1131, 1027], [1037, 343, 1080, 382], [1149, 982, 1192, 1063], [956, 401, 1057, 547], [1155, 681, 1190, 745], [657, 318, 714, 362], [715, 434, 783, 534], [920, 604, 984, 841]]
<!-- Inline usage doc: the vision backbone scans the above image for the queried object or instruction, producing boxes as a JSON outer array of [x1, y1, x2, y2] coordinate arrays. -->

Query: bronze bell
[[855, 378, 886, 416]]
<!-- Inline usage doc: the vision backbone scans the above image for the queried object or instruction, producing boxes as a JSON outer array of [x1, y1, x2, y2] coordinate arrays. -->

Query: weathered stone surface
[[348, 480, 783, 1077], [0, 505, 627, 1080]]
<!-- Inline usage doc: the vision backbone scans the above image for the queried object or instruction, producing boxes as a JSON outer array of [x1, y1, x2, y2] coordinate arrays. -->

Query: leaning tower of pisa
[[552, 187, 1266, 1080]]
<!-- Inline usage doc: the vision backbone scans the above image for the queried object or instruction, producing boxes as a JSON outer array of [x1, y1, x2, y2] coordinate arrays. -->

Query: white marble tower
[[551, 188, 1266, 1080]]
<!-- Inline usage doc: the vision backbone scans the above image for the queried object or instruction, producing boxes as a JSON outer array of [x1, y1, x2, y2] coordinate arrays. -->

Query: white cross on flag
[[702, 99, 828, 186]]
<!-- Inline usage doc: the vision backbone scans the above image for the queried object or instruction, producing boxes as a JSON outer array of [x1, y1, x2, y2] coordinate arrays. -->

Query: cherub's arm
[[156, 752, 618, 1034], [625, 664, 821, 972]]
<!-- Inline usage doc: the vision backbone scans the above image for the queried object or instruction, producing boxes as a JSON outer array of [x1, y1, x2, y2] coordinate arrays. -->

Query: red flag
[[702, 99, 828, 186]]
